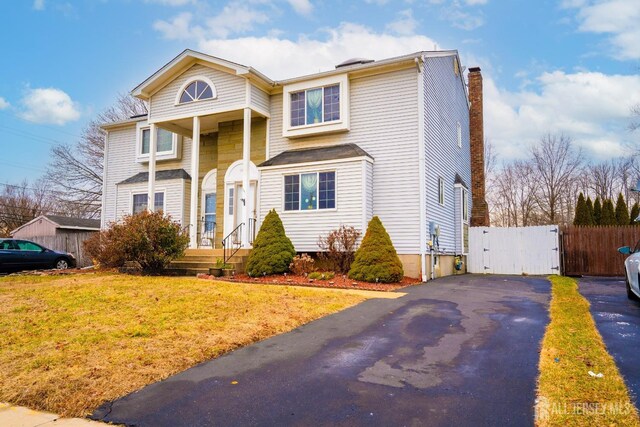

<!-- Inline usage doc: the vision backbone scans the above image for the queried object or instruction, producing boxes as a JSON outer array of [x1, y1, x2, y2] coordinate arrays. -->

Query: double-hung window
[[141, 128, 174, 155], [284, 171, 335, 211], [438, 177, 445, 206], [132, 192, 164, 214]]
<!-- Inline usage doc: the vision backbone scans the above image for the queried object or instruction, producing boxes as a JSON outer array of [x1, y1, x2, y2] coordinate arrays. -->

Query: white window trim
[[135, 122, 182, 163], [457, 121, 462, 148], [130, 189, 166, 214], [438, 177, 445, 206], [174, 75, 218, 106], [281, 170, 338, 213], [282, 74, 350, 138], [461, 187, 469, 223]]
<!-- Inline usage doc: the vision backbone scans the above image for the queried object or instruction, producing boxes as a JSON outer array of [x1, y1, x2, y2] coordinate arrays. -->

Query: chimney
[[468, 67, 490, 226]]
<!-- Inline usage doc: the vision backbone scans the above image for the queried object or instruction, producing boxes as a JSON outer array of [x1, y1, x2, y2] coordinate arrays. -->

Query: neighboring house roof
[[117, 168, 192, 185], [10, 214, 101, 236], [259, 143, 373, 167]]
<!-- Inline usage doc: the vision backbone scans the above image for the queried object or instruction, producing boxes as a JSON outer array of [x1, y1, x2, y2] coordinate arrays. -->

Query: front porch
[[146, 108, 267, 251]]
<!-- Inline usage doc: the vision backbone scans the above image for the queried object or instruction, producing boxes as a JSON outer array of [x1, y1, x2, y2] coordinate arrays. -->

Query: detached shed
[[11, 215, 101, 267]]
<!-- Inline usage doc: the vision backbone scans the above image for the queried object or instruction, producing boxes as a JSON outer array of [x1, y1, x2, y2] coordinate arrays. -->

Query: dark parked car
[[0, 239, 76, 273]]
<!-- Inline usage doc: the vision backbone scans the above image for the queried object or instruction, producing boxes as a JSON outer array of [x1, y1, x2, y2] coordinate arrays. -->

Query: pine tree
[[348, 216, 404, 283], [586, 197, 595, 226], [593, 198, 602, 225], [615, 193, 630, 226], [630, 202, 640, 225], [600, 199, 616, 226], [245, 209, 296, 276], [573, 193, 589, 226]]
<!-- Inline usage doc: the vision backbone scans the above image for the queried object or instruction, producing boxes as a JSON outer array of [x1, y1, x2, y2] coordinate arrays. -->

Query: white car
[[619, 244, 640, 300]]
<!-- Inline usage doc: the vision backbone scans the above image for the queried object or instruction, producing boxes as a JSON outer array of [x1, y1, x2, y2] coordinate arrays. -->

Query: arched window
[[179, 79, 215, 104]]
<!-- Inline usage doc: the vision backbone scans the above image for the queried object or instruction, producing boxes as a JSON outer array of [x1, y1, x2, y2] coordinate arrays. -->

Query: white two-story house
[[101, 49, 487, 280]]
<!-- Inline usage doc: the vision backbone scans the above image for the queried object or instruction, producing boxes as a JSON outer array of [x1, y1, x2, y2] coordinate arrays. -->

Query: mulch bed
[[197, 272, 422, 292]]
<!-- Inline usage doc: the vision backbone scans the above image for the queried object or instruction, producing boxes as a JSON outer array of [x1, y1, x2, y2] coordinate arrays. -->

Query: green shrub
[[246, 209, 296, 276], [309, 271, 335, 280], [348, 216, 403, 283], [84, 211, 189, 274]]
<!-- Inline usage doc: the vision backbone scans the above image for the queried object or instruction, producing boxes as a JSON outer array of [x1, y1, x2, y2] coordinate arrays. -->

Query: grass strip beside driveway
[[536, 276, 639, 426], [0, 273, 368, 418]]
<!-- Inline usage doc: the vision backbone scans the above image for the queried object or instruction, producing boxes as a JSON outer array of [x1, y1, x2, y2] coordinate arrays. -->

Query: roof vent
[[335, 58, 374, 69]]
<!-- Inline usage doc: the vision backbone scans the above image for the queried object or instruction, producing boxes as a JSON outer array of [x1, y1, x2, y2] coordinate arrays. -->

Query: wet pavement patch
[[92, 275, 550, 427], [579, 277, 640, 409]]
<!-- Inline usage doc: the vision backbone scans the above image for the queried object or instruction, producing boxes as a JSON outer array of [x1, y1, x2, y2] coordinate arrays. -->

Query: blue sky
[[0, 0, 638, 184]]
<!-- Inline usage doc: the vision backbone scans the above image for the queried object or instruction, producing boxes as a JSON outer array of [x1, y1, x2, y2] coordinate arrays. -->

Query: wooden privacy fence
[[561, 226, 640, 277], [29, 232, 95, 268]]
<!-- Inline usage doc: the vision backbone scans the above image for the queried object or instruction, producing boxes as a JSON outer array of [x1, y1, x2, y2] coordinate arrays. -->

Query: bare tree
[[0, 180, 52, 237], [587, 160, 616, 201], [530, 133, 583, 224], [46, 94, 147, 218]]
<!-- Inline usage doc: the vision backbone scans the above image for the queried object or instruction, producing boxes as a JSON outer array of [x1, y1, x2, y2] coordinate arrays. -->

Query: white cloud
[[145, 0, 196, 5], [33, 0, 44, 10], [0, 97, 9, 110], [287, 0, 313, 15], [464, 0, 487, 4], [483, 70, 640, 160], [386, 9, 418, 36], [365, 0, 390, 4], [564, 0, 640, 60], [441, 5, 484, 30], [194, 22, 439, 79], [19, 88, 81, 125], [154, 3, 268, 39]]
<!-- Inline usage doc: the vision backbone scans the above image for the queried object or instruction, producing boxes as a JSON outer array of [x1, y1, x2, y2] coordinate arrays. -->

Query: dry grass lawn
[[0, 273, 367, 417], [537, 276, 639, 426]]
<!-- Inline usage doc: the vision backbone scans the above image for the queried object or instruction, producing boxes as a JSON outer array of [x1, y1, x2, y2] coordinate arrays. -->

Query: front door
[[230, 181, 257, 245]]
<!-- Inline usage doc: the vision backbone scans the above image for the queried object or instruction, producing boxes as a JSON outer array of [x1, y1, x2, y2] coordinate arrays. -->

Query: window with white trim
[[462, 188, 469, 222], [179, 80, 214, 104], [284, 171, 335, 211], [457, 121, 462, 148], [135, 123, 182, 163], [132, 192, 164, 214], [290, 84, 340, 127], [438, 177, 445, 206], [282, 75, 349, 138]]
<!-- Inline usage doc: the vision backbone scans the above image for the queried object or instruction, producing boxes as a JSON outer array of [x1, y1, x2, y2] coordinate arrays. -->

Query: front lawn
[[0, 273, 367, 417], [536, 276, 639, 426]]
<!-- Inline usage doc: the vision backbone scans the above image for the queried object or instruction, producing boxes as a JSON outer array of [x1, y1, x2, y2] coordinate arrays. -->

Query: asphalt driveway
[[579, 277, 640, 409], [92, 275, 550, 427]]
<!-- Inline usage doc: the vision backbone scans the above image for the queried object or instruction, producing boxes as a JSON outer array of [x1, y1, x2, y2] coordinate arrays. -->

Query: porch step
[[167, 248, 251, 276]]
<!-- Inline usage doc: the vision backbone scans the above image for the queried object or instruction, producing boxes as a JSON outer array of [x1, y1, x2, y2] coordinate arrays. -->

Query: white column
[[147, 124, 157, 212], [189, 116, 201, 249], [242, 107, 251, 247]]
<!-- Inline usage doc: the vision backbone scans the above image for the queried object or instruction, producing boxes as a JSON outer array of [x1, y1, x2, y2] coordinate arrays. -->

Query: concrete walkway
[[92, 275, 550, 427], [0, 403, 106, 427], [579, 277, 640, 410]]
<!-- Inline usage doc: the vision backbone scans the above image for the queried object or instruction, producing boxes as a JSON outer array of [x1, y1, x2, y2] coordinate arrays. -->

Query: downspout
[[100, 130, 109, 230], [416, 56, 428, 282]]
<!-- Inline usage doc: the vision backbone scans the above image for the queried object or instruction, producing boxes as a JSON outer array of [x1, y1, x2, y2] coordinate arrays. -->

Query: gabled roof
[[131, 49, 274, 100], [10, 215, 101, 236], [259, 143, 373, 167], [117, 169, 191, 185]]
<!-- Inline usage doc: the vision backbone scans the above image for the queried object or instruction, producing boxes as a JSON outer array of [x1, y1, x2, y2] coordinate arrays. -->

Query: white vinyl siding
[[149, 64, 246, 122], [260, 159, 371, 252], [424, 55, 471, 253], [115, 180, 184, 222], [102, 120, 193, 227], [250, 84, 269, 113], [268, 67, 420, 254]]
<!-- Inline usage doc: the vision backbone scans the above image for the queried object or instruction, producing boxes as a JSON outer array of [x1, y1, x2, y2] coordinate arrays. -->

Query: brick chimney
[[468, 67, 490, 226]]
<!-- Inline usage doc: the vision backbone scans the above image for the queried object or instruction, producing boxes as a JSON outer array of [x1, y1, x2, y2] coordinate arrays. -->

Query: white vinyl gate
[[467, 225, 561, 275]]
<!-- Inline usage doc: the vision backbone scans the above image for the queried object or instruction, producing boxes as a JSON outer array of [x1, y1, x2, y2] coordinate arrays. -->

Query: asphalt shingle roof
[[258, 143, 373, 167], [117, 169, 192, 185], [44, 215, 101, 230]]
